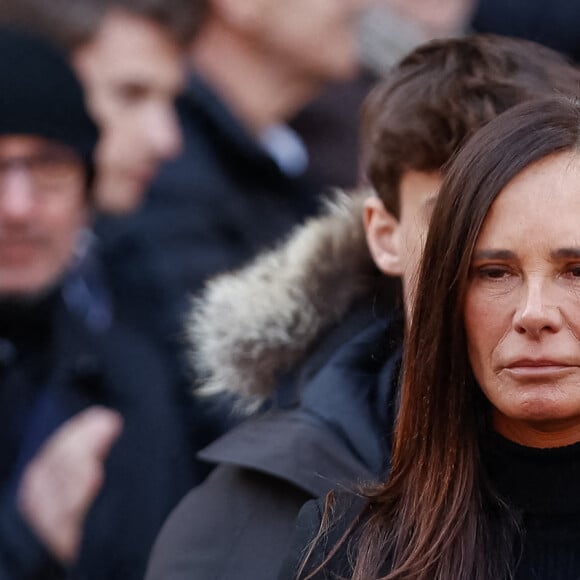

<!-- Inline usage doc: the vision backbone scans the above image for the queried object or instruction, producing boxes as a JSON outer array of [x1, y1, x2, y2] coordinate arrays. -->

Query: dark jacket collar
[[181, 74, 283, 176], [298, 312, 402, 477], [199, 305, 404, 495], [199, 410, 374, 497], [7, 290, 110, 408]]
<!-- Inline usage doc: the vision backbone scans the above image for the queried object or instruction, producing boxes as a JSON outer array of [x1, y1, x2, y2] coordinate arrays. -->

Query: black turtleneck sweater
[[485, 434, 580, 580], [280, 433, 580, 580]]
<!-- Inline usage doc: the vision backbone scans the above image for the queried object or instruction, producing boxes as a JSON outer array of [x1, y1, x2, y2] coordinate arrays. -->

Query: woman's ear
[[364, 196, 404, 276]]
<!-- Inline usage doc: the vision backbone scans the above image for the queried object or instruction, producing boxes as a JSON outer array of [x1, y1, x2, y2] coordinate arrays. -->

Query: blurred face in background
[[73, 8, 184, 214], [250, 0, 372, 82], [0, 136, 86, 296]]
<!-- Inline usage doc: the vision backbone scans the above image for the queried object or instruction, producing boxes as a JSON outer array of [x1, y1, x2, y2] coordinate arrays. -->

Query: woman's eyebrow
[[551, 247, 580, 259], [472, 249, 516, 261]]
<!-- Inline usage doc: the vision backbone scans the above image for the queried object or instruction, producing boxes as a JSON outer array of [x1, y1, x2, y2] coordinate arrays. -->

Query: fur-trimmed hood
[[188, 190, 383, 408]]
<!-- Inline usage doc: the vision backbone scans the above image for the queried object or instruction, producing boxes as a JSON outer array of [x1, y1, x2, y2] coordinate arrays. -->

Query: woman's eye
[[479, 267, 509, 279], [566, 266, 580, 278]]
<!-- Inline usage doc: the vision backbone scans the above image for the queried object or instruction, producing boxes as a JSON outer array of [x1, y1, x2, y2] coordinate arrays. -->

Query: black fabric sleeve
[[145, 465, 312, 580], [0, 492, 65, 580], [278, 492, 372, 580], [277, 498, 325, 580]]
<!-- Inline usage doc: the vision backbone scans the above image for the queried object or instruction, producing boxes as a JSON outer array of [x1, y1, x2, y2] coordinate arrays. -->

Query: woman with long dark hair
[[280, 96, 580, 579]]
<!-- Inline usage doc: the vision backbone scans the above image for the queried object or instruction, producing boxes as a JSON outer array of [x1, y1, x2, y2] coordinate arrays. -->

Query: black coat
[[97, 74, 319, 350], [145, 307, 403, 580], [277, 493, 370, 580], [0, 295, 197, 580]]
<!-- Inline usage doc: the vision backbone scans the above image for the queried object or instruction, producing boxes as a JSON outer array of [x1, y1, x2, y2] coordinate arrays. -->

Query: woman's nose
[[513, 278, 562, 337]]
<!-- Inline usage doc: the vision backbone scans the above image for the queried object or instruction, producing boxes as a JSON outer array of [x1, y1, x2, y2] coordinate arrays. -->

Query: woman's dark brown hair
[[300, 97, 580, 579]]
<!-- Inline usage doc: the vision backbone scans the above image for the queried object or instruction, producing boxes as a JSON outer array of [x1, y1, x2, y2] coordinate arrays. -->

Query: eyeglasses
[[0, 147, 84, 195]]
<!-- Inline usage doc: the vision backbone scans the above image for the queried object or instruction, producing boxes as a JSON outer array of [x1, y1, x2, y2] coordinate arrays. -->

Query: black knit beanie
[[0, 27, 99, 173]]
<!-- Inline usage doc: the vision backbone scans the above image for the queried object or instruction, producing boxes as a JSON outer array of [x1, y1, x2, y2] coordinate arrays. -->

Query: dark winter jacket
[[278, 493, 369, 580], [97, 73, 320, 354], [0, 292, 198, 580], [145, 192, 403, 580]]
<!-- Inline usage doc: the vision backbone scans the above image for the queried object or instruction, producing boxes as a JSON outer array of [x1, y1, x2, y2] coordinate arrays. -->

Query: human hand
[[17, 406, 123, 564]]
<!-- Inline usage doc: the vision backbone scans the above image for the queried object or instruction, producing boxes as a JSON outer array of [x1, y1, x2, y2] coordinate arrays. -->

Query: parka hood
[[188, 190, 386, 409]]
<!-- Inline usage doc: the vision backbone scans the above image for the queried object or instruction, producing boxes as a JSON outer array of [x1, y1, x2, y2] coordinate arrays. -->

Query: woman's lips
[[503, 360, 575, 378]]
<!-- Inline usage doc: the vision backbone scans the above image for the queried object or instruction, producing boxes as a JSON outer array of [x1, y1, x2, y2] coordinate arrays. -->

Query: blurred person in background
[[0, 0, 204, 340], [144, 35, 580, 580], [0, 28, 202, 580], [96, 0, 375, 362], [1, 0, 205, 214], [291, 0, 476, 192]]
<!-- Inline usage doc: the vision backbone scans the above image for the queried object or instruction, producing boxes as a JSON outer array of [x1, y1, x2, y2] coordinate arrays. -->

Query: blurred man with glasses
[[0, 29, 195, 580], [0, 140, 89, 295]]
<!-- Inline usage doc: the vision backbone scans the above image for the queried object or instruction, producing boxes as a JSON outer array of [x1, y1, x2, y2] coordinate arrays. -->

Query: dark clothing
[[145, 305, 403, 580], [97, 74, 319, 351], [472, 0, 580, 62], [0, 293, 67, 580], [486, 434, 580, 579], [64, 240, 232, 455], [289, 73, 376, 191], [278, 493, 367, 580], [280, 434, 580, 579], [0, 293, 197, 580]]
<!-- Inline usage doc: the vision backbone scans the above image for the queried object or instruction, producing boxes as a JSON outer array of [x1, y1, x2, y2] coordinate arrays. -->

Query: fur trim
[[188, 189, 380, 409]]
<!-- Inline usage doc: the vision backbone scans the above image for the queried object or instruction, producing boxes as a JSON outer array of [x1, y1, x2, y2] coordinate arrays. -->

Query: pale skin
[[73, 8, 184, 213], [18, 407, 123, 564], [464, 152, 580, 449]]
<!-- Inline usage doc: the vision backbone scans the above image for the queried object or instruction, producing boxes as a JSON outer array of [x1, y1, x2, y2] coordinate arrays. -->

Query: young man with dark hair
[[360, 33, 580, 311], [96, 0, 374, 356], [144, 34, 580, 580]]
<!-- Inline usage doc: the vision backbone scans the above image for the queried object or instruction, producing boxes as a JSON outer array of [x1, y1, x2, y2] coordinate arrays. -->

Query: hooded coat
[[145, 192, 403, 580]]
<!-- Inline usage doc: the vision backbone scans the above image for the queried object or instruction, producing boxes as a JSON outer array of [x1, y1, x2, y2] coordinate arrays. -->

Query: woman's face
[[464, 151, 580, 447]]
